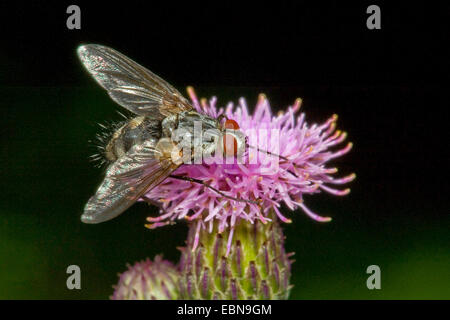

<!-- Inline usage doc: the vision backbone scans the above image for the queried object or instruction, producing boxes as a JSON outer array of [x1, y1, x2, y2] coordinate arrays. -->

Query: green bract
[[178, 215, 293, 299]]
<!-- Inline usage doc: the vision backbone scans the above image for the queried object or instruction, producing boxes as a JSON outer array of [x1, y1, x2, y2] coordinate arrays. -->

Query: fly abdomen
[[105, 116, 161, 162]]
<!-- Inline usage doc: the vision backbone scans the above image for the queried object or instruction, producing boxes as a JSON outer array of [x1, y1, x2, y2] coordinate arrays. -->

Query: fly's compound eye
[[224, 119, 240, 130], [222, 119, 241, 157], [223, 133, 238, 157]]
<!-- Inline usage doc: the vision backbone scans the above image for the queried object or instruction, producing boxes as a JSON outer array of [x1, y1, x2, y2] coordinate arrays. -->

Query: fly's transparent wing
[[77, 44, 193, 119], [81, 140, 180, 224]]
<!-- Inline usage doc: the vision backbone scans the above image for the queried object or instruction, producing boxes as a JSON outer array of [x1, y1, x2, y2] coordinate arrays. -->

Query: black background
[[0, 1, 448, 299]]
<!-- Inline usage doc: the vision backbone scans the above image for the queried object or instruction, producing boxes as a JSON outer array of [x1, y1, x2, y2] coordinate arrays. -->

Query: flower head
[[111, 255, 179, 300], [144, 88, 355, 255]]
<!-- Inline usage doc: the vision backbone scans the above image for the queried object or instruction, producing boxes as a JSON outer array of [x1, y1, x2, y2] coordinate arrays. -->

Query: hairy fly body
[[78, 44, 248, 224]]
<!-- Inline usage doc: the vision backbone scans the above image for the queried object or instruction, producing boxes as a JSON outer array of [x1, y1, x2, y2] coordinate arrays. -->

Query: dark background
[[0, 2, 448, 299]]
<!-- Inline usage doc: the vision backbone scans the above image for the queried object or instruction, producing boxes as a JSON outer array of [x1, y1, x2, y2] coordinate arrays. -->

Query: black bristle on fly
[[88, 110, 133, 168]]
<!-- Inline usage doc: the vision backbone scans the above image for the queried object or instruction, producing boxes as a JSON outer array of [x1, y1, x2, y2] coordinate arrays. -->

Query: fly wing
[[81, 139, 180, 224], [77, 44, 193, 119]]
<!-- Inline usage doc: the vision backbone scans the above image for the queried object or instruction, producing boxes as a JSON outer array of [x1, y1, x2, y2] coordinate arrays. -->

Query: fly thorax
[[173, 111, 221, 162], [161, 114, 178, 138]]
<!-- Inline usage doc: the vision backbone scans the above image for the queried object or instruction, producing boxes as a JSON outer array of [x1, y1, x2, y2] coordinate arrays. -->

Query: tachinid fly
[[78, 44, 249, 224]]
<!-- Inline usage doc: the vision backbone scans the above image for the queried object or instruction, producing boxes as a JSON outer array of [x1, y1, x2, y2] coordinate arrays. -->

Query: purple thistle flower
[[143, 88, 355, 256], [111, 255, 179, 300]]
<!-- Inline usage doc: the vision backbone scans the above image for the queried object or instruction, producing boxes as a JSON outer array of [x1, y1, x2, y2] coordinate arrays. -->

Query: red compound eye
[[223, 134, 238, 157], [224, 119, 240, 130]]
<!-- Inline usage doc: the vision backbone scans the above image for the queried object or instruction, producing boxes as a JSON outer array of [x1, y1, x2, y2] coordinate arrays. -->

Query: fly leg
[[141, 195, 163, 208], [169, 175, 261, 205]]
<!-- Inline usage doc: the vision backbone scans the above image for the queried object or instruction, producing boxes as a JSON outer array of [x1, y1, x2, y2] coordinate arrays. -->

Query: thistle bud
[[111, 255, 179, 300], [178, 214, 294, 300]]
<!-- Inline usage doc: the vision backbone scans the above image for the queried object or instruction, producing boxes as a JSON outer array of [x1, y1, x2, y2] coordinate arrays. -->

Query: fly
[[77, 44, 254, 224]]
